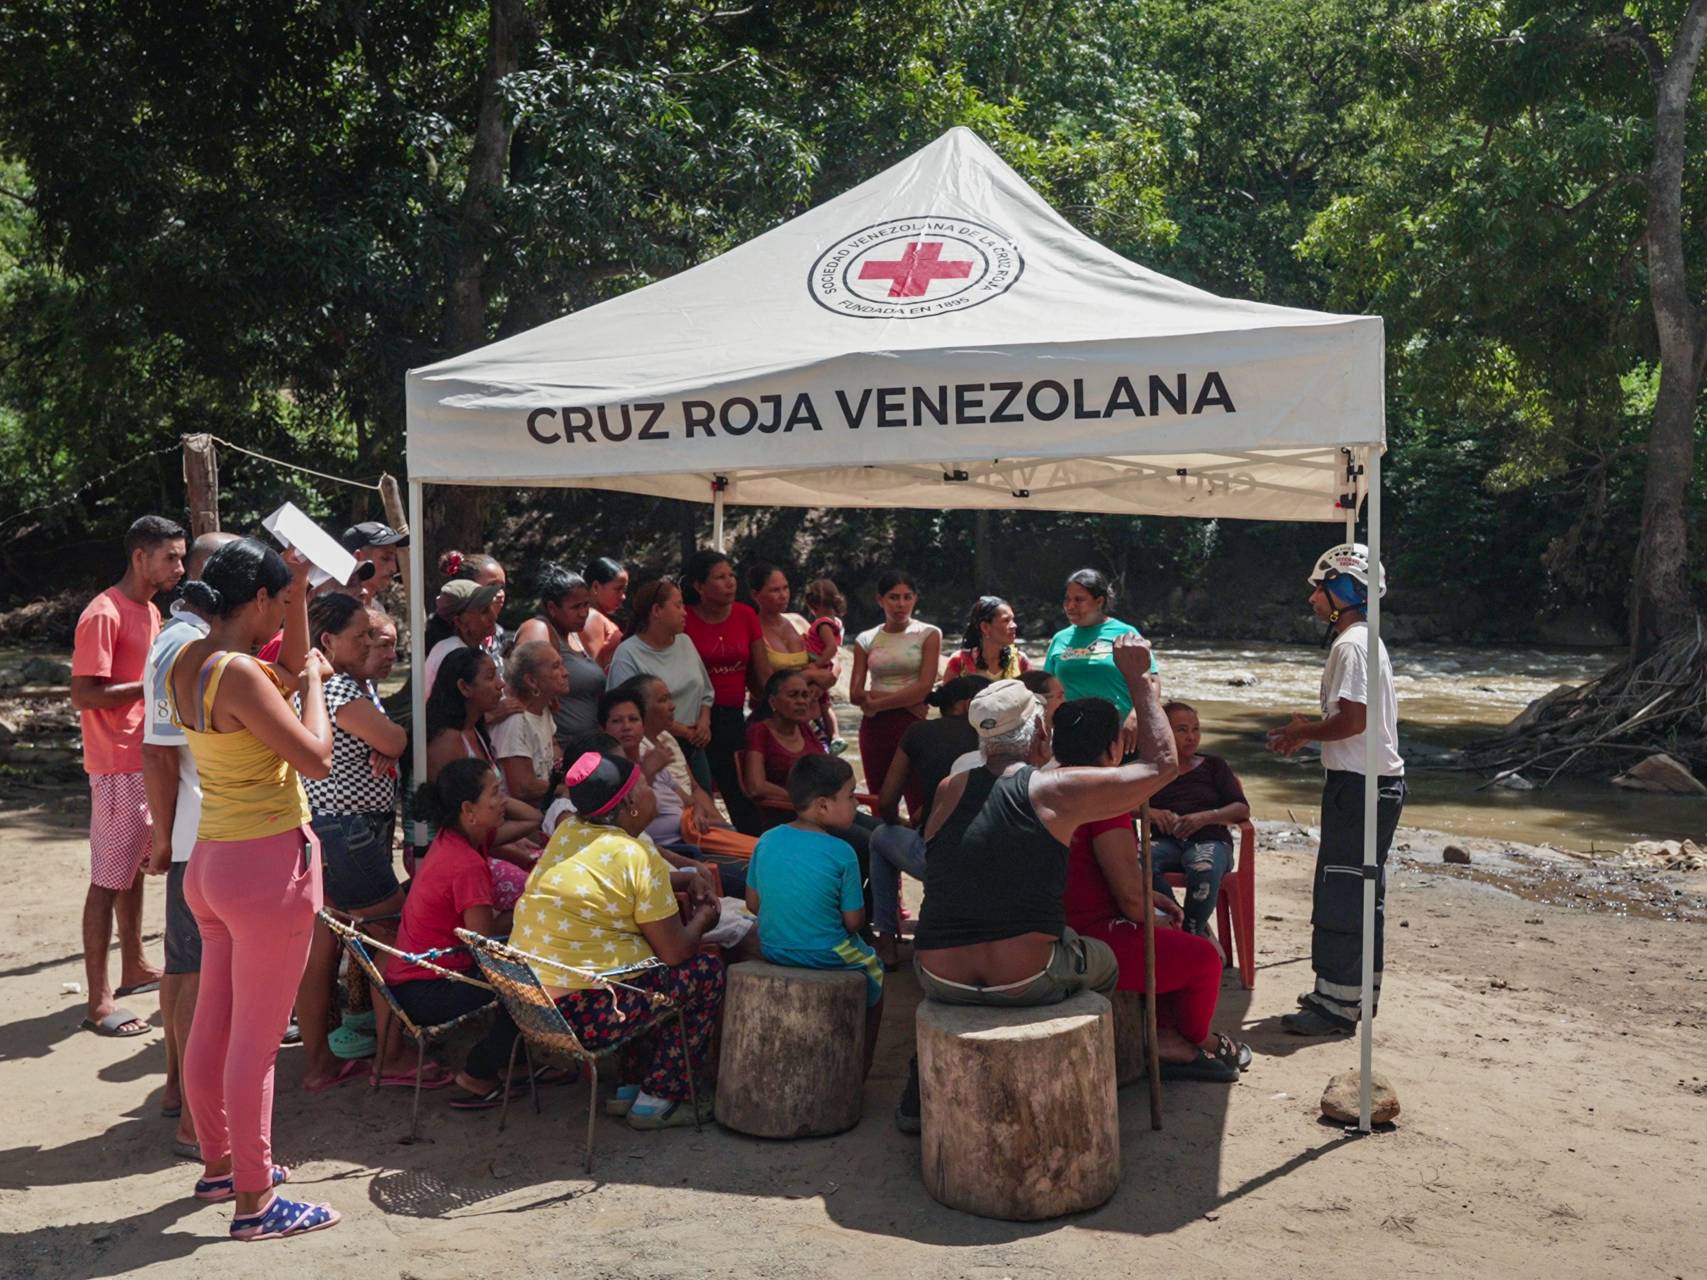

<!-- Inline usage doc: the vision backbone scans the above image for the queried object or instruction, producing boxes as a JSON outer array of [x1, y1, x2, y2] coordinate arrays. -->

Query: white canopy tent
[[404, 126, 1391, 1129]]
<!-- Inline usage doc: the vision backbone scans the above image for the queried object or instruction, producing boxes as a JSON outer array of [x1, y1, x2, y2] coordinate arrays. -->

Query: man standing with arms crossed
[[1268, 544, 1405, 1036], [71, 515, 186, 1037], [142, 531, 236, 1154]]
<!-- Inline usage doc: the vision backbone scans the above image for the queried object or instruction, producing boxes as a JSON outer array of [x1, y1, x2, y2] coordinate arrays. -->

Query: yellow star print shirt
[[513, 820, 679, 990]]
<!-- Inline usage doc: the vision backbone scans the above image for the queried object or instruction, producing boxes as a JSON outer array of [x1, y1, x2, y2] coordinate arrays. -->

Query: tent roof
[[407, 127, 1382, 521]]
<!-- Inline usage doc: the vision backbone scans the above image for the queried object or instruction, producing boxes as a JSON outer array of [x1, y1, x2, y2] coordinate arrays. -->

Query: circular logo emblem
[[808, 216, 1023, 319]]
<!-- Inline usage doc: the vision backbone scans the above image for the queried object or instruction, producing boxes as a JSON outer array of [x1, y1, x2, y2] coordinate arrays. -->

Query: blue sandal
[[230, 1193, 340, 1241], [194, 1164, 288, 1202]]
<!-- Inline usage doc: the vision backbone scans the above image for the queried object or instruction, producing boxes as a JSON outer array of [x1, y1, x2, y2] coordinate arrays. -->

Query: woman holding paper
[[165, 537, 342, 1240]]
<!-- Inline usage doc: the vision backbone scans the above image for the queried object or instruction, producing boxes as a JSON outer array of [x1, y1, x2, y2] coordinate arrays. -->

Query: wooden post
[[1139, 802, 1163, 1131], [378, 473, 408, 535], [182, 434, 219, 536]]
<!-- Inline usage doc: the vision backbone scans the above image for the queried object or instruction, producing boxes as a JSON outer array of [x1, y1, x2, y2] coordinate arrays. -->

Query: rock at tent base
[[1442, 845, 1471, 865], [1321, 1068, 1400, 1125], [1611, 753, 1707, 796]]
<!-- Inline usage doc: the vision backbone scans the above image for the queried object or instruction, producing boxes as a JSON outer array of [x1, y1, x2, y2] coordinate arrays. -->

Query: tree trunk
[[427, 0, 542, 574], [1632, 1, 1707, 658]]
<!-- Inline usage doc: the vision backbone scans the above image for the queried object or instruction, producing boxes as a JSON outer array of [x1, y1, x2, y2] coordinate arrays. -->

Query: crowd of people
[[70, 512, 1402, 1241]]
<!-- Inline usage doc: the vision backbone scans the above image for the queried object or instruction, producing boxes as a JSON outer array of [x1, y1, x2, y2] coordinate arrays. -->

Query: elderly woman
[[897, 634, 1175, 1131], [1053, 696, 1251, 1082], [600, 681, 745, 898], [490, 640, 567, 806], [514, 564, 604, 751], [513, 752, 724, 1129]]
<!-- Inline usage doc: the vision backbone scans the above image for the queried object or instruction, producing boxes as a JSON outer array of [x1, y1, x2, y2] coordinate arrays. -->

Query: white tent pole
[[1358, 444, 1381, 1132], [711, 480, 726, 551], [408, 478, 429, 847], [1345, 448, 1358, 542]]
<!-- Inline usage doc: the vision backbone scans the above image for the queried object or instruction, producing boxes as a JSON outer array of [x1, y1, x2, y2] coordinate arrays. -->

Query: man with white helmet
[[1267, 544, 1406, 1036]]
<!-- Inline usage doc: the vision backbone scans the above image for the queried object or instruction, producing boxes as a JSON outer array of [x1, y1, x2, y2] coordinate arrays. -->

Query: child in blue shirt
[[746, 754, 883, 1075]]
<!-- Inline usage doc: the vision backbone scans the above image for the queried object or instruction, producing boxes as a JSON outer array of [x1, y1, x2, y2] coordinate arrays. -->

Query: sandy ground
[[2, 789, 1704, 1280]]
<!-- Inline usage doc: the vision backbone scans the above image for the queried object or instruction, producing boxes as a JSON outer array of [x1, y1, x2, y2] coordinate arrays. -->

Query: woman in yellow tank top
[[166, 538, 341, 1241]]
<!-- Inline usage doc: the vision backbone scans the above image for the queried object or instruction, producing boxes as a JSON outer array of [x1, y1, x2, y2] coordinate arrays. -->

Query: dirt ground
[[2, 790, 1704, 1280]]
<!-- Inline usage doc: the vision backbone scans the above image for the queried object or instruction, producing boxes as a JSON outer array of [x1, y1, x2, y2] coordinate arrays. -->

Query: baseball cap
[[435, 578, 500, 615], [340, 521, 409, 552], [969, 678, 1042, 740]]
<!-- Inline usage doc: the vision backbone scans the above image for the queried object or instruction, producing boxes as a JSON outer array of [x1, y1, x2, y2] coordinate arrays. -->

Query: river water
[[1141, 638, 1704, 853]]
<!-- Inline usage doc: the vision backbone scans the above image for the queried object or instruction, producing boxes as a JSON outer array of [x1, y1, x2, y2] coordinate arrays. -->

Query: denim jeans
[[869, 823, 927, 935], [1151, 835, 1233, 934]]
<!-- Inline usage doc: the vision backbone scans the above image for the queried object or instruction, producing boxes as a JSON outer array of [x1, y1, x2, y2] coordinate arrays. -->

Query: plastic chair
[[317, 910, 498, 1140], [1161, 821, 1256, 990], [455, 929, 699, 1173]]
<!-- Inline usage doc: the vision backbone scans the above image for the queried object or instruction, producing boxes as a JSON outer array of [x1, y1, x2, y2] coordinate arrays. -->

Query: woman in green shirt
[[1043, 569, 1158, 754]]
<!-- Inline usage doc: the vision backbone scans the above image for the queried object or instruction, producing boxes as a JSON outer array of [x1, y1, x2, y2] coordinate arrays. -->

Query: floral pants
[[556, 952, 724, 1102]]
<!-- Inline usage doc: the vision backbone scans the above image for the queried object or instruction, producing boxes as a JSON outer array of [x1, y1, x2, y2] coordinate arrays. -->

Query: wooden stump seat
[[714, 961, 866, 1138], [916, 991, 1120, 1220]]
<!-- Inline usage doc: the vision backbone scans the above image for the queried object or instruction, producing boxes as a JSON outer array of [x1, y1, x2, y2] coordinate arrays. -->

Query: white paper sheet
[[261, 502, 360, 588]]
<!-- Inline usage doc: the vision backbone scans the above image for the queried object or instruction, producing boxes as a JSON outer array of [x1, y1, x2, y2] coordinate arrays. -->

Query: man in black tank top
[[895, 636, 1177, 1131]]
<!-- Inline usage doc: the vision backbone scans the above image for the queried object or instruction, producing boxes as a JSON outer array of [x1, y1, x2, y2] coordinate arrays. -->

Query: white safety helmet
[[1307, 543, 1386, 602]]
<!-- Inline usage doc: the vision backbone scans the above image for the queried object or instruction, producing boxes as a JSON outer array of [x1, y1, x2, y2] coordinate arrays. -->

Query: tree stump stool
[[1111, 990, 1147, 1087], [917, 992, 1120, 1220], [714, 961, 866, 1138]]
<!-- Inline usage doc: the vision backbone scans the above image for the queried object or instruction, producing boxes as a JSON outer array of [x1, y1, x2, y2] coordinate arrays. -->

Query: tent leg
[[1358, 446, 1381, 1133], [408, 479, 430, 848], [711, 485, 725, 551]]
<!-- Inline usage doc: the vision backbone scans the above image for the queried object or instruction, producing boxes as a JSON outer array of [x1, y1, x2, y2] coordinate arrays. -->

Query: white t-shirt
[[1319, 622, 1403, 776], [490, 706, 557, 785], [142, 605, 209, 862]]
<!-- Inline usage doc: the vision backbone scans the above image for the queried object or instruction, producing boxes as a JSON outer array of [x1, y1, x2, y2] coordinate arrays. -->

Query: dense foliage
[[0, 1, 1700, 642]]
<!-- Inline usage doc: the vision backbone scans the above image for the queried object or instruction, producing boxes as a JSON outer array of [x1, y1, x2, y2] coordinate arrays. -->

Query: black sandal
[[1210, 1032, 1253, 1072], [1159, 1049, 1239, 1083]]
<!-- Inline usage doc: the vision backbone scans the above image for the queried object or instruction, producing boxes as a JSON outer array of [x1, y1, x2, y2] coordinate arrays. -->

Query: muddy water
[[1145, 639, 1705, 854]]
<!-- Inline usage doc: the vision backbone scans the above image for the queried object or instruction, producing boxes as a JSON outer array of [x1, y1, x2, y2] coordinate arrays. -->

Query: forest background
[[0, 0, 1702, 647]]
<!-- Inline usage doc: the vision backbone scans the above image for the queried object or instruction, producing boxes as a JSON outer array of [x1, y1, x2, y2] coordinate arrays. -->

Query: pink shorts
[[89, 771, 152, 890], [488, 857, 528, 912]]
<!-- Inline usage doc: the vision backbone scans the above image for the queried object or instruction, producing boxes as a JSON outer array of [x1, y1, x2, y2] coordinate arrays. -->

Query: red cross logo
[[857, 241, 975, 298]]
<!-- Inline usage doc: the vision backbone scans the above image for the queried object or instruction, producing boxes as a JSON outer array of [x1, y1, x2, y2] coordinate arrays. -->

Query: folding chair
[[455, 929, 700, 1173], [317, 909, 498, 1141]]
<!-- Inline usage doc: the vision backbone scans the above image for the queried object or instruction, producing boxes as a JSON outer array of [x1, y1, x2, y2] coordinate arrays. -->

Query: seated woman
[[386, 758, 540, 1110], [490, 640, 567, 806], [867, 675, 990, 966], [512, 752, 724, 1129], [943, 596, 1032, 681], [747, 755, 883, 1075], [1147, 701, 1250, 949], [423, 647, 543, 910], [599, 681, 745, 898], [513, 564, 603, 752], [1051, 696, 1251, 1083]]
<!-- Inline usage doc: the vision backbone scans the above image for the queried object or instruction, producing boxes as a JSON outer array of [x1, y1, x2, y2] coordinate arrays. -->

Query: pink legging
[[1077, 915, 1223, 1044], [185, 827, 322, 1193]]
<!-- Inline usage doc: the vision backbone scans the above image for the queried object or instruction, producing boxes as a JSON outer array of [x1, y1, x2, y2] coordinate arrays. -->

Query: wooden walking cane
[[1138, 803, 1163, 1130]]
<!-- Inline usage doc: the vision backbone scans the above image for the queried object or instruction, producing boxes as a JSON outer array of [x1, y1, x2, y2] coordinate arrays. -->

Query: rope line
[[206, 434, 383, 492], [0, 442, 180, 536]]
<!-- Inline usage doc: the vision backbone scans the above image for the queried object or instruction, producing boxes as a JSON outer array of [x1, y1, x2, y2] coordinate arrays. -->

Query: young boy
[[745, 755, 882, 1073]]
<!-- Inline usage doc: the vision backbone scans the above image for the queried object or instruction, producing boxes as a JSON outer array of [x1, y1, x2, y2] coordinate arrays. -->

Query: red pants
[[1075, 915, 1222, 1044], [858, 708, 923, 817]]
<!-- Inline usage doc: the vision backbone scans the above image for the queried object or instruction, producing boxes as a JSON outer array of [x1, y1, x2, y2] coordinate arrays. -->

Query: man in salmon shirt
[[71, 515, 185, 1037]]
